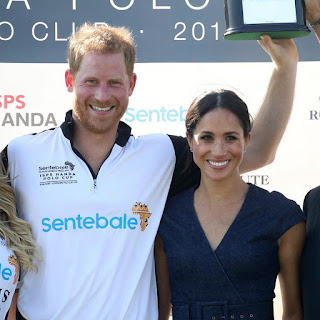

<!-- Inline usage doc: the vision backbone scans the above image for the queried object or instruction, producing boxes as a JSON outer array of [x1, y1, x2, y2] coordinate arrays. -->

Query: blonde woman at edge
[[0, 160, 39, 320]]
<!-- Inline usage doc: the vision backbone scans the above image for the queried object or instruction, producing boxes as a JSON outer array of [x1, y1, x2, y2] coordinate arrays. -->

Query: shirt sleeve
[[167, 135, 200, 197], [271, 191, 306, 239]]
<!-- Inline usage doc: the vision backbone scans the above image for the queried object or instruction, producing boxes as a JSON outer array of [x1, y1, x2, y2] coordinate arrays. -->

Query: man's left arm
[[240, 36, 298, 173]]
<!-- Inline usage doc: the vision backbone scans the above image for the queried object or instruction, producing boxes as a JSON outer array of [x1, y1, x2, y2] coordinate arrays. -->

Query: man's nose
[[95, 84, 111, 102]]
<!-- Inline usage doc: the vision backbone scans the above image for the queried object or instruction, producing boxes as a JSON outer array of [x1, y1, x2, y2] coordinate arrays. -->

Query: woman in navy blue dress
[[155, 90, 305, 320]]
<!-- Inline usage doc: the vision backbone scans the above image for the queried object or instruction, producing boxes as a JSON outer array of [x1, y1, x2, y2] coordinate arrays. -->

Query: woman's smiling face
[[187, 108, 250, 182]]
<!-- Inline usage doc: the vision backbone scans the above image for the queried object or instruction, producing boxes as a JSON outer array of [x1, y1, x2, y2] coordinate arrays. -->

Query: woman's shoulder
[[248, 184, 305, 238], [250, 184, 301, 212]]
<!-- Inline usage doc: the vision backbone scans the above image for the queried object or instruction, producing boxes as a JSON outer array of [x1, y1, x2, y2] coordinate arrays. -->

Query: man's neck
[[73, 124, 118, 176]]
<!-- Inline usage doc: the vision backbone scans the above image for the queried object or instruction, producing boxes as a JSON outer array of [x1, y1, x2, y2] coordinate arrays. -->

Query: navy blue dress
[[158, 184, 305, 320]]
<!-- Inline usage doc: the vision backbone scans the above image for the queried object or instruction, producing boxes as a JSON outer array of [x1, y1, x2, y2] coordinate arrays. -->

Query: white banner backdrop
[[2, 60, 319, 205]]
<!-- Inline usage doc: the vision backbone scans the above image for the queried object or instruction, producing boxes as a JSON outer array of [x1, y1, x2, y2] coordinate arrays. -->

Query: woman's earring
[[243, 148, 247, 153], [190, 148, 193, 153]]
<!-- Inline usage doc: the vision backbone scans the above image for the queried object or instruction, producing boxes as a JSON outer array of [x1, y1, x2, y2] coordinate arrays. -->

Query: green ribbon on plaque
[[224, 0, 311, 40]]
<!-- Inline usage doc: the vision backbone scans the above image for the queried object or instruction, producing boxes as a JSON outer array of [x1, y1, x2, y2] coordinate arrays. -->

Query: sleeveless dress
[[0, 237, 19, 320], [158, 184, 305, 320]]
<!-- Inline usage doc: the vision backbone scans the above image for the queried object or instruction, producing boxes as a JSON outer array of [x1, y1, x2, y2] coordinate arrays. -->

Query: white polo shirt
[[5, 111, 197, 320]]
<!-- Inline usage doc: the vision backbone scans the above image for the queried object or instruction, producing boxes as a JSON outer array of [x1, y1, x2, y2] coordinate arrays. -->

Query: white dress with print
[[0, 238, 19, 320]]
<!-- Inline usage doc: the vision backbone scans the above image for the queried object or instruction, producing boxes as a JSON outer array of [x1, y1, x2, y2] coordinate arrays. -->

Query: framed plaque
[[224, 0, 310, 40]]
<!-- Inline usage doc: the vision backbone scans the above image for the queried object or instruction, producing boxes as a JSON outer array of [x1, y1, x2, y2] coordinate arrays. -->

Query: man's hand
[[258, 35, 298, 70]]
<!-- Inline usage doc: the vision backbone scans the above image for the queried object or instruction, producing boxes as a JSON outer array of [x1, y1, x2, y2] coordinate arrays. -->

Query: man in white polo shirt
[[3, 22, 299, 319]]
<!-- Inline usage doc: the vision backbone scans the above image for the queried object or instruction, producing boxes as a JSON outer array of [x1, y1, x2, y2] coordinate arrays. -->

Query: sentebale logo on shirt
[[42, 202, 152, 232], [42, 213, 138, 232]]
